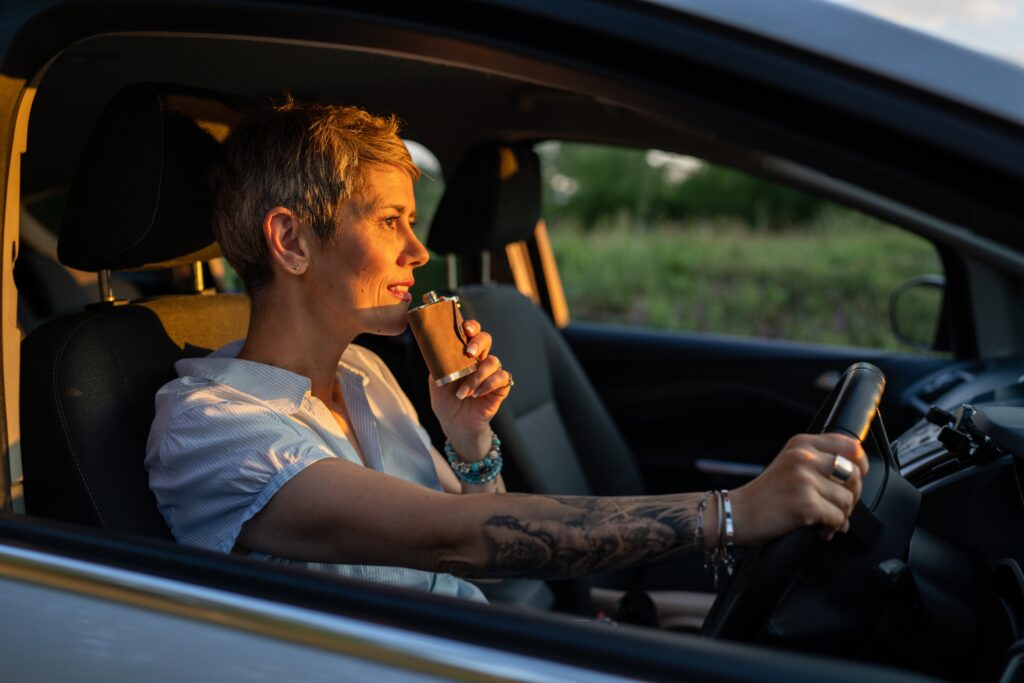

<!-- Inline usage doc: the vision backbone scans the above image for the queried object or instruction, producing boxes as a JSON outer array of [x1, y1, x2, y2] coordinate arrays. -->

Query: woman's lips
[[386, 281, 414, 302]]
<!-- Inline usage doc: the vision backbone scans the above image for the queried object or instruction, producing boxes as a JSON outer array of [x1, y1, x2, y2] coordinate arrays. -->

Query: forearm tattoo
[[443, 493, 700, 579]]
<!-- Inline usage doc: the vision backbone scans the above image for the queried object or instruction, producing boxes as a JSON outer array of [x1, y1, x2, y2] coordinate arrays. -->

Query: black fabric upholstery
[[58, 83, 223, 272], [427, 143, 542, 255], [460, 286, 645, 496], [21, 295, 250, 537]]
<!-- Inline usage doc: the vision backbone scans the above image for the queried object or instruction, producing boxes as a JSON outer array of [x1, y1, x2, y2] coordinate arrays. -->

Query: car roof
[[646, 0, 1024, 127]]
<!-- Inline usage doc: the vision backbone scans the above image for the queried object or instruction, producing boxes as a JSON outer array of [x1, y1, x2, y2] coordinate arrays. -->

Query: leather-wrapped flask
[[407, 291, 478, 386]]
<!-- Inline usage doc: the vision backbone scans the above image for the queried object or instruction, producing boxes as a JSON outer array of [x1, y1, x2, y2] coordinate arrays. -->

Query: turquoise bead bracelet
[[445, 433, 503, 484]]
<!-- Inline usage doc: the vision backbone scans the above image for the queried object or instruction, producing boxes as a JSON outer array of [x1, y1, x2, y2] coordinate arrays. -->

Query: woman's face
[[307, 164, 429, 338]]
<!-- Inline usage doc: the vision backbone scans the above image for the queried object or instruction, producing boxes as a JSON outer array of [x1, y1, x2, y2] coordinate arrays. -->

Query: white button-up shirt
[[145, 339, 485, 602]]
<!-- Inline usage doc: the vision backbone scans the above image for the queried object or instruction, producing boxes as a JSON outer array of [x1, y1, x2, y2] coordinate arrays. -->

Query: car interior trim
[[1, 83, 35, 515], [964, 259, 1024, 357], [693, 459, 764, 478]]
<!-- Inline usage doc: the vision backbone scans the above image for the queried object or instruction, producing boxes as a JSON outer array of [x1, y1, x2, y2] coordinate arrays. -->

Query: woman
[[145, 100, 866, 604]]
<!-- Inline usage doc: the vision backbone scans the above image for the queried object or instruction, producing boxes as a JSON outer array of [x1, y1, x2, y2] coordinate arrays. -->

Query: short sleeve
[[146, 398, 332, 554]]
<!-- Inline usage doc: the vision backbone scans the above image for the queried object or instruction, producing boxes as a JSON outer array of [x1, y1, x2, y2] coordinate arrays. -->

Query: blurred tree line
[[536, 142, 824, 229]]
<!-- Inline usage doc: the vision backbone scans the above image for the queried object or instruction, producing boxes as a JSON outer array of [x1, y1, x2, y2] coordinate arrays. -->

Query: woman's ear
[[263, 206, 311, 275]]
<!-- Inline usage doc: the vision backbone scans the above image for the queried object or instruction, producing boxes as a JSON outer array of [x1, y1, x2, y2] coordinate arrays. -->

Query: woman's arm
[[441, 491, 705, 579], [237, 454, 698, 578], [237, 432, 865, 579]]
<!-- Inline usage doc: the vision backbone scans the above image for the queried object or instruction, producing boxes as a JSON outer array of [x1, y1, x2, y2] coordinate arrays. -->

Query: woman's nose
[[401, 229, 430, 267]]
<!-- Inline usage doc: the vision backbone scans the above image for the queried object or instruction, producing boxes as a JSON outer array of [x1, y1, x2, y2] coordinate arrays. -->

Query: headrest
[[59, 84, 229, 271], [427, 143, 541, 255]]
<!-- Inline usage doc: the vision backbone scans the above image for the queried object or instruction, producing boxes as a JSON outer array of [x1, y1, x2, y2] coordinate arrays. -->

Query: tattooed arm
[[238, 457, 710, 577], [438, 493, 704, 580], [238, 433, 867, 579], [437, 431, 868, 579]]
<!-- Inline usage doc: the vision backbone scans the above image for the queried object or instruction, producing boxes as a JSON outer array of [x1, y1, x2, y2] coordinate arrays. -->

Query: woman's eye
[[382, 216, 400, 229]]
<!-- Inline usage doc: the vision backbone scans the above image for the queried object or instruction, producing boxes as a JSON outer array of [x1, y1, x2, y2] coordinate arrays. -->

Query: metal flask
[[407, 291, 478, 386]]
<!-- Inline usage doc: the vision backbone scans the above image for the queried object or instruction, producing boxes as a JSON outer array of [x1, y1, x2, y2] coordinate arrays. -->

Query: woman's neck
[[237, 293, 357, 403]]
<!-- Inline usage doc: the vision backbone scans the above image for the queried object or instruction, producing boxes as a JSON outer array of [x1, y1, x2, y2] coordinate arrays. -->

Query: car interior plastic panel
[[20, 84, 250, 537]]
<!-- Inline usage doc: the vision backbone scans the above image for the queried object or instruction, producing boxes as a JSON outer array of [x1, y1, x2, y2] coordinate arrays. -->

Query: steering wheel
[[701, 362, 920, 645]]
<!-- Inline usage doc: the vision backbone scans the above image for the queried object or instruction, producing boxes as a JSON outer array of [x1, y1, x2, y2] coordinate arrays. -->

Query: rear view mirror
[[890, 274, 944, 350]]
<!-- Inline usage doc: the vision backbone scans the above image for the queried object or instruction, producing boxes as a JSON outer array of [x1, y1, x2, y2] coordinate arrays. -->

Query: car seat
[[20, 83, 250, 538], [428, 142, 646, 497]]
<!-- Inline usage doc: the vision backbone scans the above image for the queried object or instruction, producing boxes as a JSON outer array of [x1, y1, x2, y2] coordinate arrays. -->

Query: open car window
[[538, 141, 947, 354]]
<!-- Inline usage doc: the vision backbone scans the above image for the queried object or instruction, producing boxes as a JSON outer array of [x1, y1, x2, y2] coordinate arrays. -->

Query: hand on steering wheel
[[702, 362, 890, 642], [731, 433, 868, 546]]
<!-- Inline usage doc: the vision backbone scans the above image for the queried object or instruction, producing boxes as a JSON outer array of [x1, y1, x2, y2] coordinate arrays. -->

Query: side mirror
[[890, 274, 944, 350]]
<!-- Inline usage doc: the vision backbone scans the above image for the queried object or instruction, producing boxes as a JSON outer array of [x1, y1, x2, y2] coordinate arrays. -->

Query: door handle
[[694, 459, 764, 478], [814, 370, 842, 392]]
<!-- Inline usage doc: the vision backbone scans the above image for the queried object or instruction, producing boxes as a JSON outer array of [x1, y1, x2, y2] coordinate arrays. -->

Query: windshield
[[826, 0, 1024, 67]]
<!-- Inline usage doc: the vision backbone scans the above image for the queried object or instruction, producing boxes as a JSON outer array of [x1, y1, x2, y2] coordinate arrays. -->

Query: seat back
[[22, 296, 248, 537], [20, 84, 249, 537], [429, 143, 645, 496], [460, 285, 644, 495]]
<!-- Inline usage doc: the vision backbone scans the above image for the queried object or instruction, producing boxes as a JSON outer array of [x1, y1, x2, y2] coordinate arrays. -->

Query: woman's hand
[[428, 319, 512, 459], [729, 433, 868, 546]]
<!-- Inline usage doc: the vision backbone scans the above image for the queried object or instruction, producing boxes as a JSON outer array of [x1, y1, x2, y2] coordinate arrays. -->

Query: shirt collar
[[173, 340, 314, 414], [175, 341, 375, 414]]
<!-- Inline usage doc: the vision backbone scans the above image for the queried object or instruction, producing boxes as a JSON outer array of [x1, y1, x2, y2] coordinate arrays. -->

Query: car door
[[564, 322, 953, 492]]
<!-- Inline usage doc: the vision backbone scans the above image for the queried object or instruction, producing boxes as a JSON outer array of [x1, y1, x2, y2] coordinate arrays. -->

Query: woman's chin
[[357, 301, 412, 337], [366, 316, 409, 337]]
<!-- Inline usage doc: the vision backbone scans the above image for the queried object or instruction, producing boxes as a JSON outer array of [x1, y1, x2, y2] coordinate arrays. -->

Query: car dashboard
[[747, 356, 1024, 682], [896, 356, 1024, 487], [884, 357, 1024, 679]]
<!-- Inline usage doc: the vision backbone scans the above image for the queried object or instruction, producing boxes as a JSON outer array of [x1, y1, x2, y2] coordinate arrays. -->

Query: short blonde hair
[[210, 99, 420, 295]]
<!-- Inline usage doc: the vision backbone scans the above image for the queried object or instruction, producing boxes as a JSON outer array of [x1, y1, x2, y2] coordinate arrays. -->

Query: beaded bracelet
[[444, 432, 503, 484]]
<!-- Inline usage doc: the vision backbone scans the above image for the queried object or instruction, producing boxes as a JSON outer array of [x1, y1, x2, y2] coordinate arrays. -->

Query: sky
[[827, 0, 1024, 66]]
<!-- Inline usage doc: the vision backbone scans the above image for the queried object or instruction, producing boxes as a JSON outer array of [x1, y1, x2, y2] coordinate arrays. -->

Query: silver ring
[[829, 454, 855, 484], [505, 372, 514, 390]]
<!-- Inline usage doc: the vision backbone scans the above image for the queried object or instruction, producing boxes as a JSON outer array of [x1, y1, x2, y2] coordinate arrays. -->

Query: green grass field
[[548, 207, 944, 351]]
